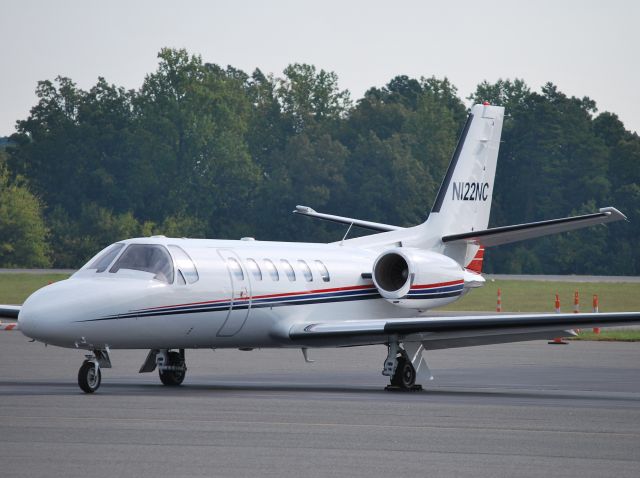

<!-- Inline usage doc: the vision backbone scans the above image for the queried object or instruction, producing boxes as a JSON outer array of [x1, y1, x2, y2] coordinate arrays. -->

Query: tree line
[[1, 48, 638, 274]]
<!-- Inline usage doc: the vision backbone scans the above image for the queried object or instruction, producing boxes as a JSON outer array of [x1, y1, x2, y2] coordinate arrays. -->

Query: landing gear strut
[[78, 349, 111, 394], [382, 339, 422, 391]]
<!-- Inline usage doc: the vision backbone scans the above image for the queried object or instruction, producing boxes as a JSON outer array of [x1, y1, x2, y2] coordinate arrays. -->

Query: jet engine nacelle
[[372, 248, 465, 309]]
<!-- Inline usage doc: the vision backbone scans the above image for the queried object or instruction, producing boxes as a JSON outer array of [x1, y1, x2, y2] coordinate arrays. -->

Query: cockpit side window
[[177, 270, 187, 285], [109, 244, 175, 284], [168, 245, 199, 284], [87, 243, 125, 273]]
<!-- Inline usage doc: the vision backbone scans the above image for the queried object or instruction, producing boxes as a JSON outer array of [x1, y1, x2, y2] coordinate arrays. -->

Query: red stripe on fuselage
[[410, 279, 464, 290], [139, 278, 464, 313], [138, 283, 378, 312]]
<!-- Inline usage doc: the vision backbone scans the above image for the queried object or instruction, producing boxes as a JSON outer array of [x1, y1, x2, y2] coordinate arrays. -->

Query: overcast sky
[[1, 0, 638, 136]]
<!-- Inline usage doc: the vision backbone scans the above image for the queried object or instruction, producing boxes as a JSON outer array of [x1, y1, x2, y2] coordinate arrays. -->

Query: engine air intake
[[372, 247, 465, 308], [374, 253, 409, 292]]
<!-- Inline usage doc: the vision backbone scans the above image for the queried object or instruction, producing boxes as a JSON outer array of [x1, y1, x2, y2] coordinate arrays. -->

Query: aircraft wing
[[287, 312, 640, 349], [442, 207, 626, 247]]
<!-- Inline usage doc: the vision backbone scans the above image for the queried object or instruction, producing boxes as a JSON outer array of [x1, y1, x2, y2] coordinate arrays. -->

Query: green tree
[[0, 153, 50, 267], [346, 132, 432, 226], [4, 49, 639, 274], [47, 204, 152, 268], [277, 63, 351, 134], [135, 49, 261, 235]]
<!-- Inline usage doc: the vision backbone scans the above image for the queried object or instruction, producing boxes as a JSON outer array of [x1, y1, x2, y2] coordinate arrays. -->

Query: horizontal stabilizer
[[0, 305, 20, 320], [293, 205, 402, 232], [441, 207, 626, 247]]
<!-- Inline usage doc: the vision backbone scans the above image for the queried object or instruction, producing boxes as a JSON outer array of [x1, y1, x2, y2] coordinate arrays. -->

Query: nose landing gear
[[78, 360, 101, 393], [78, 349, 111, 394]]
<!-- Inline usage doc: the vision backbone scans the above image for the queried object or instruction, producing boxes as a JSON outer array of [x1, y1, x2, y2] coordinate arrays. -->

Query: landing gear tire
[[391, 356, 416, 389], [159, 351, 186, 386], [78, 360, 101, 393]]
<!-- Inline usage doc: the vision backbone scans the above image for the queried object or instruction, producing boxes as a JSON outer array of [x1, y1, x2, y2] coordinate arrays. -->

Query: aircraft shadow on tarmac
[[1, 379, 638, 404]]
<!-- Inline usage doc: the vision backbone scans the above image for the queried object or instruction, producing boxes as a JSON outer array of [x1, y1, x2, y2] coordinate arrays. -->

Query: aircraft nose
[[18, 277, 159, 347], [18, 282, 75, 345], [18, 279, 116, 347]]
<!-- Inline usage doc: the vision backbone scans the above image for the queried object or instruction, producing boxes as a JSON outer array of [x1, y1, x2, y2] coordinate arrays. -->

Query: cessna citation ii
[[2, 103, 639, 394]]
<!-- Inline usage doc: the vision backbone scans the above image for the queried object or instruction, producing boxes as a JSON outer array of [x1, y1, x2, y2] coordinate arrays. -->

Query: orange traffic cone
[[549, 293, 568, 344], [593, 294, 600, 334]]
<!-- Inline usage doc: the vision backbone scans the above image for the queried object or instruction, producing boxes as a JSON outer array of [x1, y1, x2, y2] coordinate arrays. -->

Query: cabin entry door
[[216, 249, 252, 337]]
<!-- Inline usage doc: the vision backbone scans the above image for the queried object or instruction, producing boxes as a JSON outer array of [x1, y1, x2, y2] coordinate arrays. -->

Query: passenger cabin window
[[227, 257, 244, 281], [298, 260, 313, 282], [87, 243, 125, 273], [109, 244, 174, 284], [263, 259, 279, 281], [246, 259, 262, 281], [169, 245, 199, 284], [315, 260, 330, 282], [281, 260, 296, 281]]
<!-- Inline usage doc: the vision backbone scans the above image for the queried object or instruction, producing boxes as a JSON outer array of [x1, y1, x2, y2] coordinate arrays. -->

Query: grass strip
[[0, 273, 70, 304], [570, 329, 640, 342], [441, 279, 640, 313]]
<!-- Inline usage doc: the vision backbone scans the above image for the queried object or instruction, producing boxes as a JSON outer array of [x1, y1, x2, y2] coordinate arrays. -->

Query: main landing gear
[[158, 350, 186, 386], [139, 349, 187, 387], [78, 349, 111, 393], [382, 340, 423, 391]]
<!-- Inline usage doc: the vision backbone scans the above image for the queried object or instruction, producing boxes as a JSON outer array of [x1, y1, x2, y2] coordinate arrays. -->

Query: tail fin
[[427, 104, 504, 233], [341, 103, 504, 261], [424, 104, 504, 268]]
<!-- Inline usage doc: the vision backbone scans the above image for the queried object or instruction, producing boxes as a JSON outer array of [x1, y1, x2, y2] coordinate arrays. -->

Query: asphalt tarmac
[[1, 331, 639, 478]]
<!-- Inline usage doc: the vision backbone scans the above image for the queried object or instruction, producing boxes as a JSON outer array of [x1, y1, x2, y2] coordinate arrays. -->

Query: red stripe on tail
[[466, 246, 485, 273]]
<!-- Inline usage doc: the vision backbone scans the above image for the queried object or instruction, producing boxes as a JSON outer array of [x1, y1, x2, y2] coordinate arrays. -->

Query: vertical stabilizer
[[427, 104, 504, 234], [342, 104, 504, 264], [423, 104, 504, 267]]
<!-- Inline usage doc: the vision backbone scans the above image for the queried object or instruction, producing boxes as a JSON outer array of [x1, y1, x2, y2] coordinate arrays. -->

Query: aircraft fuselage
[[18, 237, 465, 350]]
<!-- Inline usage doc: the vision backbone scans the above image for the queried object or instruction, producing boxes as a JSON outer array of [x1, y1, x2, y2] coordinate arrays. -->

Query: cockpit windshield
[[109, 244, 174, 284], [85, 243, 125, 273]]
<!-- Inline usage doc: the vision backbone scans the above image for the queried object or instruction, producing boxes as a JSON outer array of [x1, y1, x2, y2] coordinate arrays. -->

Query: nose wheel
[[78, 360, 101, 393], [77, 349, 111, 394]]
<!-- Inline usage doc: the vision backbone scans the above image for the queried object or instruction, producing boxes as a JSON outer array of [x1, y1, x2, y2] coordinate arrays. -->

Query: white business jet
[[1, 103, 638, 393]]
